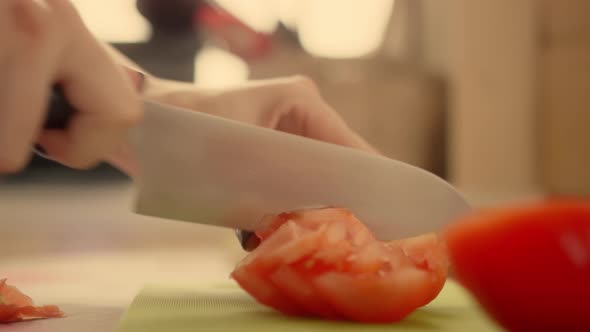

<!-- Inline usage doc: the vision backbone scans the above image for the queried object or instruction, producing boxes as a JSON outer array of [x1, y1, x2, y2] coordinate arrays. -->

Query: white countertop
[[0, 180, 245, 332]]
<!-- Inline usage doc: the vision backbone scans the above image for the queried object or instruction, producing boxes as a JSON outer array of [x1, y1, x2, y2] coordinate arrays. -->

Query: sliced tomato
[[231, 266, 305, 316], [269, 265, 341, 319], [313, 268, 435, 323], [444, 199, 590, 332], [231, 208, 448, 323], [0, 279, 64, 323]]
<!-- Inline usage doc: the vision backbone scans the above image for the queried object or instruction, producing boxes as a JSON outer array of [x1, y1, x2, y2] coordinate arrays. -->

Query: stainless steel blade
[[128, 99, 472, 240]]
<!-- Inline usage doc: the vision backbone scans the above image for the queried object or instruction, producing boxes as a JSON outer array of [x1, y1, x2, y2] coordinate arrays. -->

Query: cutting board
[[116, 280, 503, 332]]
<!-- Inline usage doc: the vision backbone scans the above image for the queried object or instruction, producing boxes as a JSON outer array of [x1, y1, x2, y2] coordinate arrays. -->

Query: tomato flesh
[[231, 208, 449, 323]]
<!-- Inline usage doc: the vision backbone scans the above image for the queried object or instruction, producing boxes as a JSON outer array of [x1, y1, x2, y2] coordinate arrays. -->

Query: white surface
[[0, 181, 244, 332], [70, 0, 151, 43]]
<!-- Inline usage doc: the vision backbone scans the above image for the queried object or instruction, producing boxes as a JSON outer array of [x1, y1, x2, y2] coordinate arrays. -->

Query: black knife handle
[[45, 85, 76, 130], [236, 230, 260, 251]]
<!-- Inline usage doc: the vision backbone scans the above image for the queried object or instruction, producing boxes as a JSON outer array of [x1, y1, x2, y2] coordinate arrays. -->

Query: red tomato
[[231, 208, 449, 323], [444, 199, 590, 332], [0, 279, 64, 323]]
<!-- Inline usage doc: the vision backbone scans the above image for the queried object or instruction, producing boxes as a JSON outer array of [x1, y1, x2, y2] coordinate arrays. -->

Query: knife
[[43, 85, 471, 241]]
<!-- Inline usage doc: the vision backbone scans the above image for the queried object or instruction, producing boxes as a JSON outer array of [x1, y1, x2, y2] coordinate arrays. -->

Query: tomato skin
[[444, 200, 590, 332]]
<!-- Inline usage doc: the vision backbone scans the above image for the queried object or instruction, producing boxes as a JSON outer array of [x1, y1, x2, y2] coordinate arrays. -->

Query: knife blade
[[44, 86, 471, 240]]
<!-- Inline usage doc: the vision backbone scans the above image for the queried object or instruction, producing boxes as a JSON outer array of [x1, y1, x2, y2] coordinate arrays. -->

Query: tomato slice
[[0, 279, 64, 323], [269, 265, 341, 319], [231, 208, 448, 323], [313, 268, 435, 323], [444, 199, 590, 332], [231, 266, 305, 316]]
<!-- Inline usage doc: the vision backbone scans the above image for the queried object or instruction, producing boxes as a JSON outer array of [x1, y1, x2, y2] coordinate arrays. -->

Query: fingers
[[38, 59, 141, 168], [0, 0, 58, 172], [275, 97, 378, 154], [55, 71, 144, 173], [37, 0, 142, 169], [291, 101, 380, 154], [101, 69, 146, 175], [0, 0, 141, 173], [0, 0, 143, 173], [278, 76, 379, 154]]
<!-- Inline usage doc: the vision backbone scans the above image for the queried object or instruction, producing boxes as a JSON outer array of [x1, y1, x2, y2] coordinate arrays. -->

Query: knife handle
[[236, 230, 260, 251], [44, 85, 76, 130]]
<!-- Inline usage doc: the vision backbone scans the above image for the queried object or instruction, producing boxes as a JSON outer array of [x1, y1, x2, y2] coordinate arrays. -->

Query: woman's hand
[[150, 76, 376, 152], [0, 0, 142, 173]]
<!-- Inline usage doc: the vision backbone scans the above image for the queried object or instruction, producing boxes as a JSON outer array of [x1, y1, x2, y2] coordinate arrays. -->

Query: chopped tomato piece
[[231, 208, 448, 323], [0, 279, 64, 323]]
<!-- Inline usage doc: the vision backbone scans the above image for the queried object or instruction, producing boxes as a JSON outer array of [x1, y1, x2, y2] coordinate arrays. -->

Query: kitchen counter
[[0, 177, 245, 332]]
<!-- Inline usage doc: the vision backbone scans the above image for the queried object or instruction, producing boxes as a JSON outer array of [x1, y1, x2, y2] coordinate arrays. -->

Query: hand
[[108, 75, 378, 175], [152, 76, 377, 152], [0, 0, 142, 173]]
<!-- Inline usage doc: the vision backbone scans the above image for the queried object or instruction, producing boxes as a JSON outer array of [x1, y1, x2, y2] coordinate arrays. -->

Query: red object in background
[[444, 200, 590, 332], [0, 279, 64, 323], [231, 208, 449, 323], [195, 3, 272, 60]]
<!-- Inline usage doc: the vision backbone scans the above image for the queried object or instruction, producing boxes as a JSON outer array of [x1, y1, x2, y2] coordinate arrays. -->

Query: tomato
[[444, 199, 590, 332], [0, 279, 64, 323], [231, 208, 449, 323]]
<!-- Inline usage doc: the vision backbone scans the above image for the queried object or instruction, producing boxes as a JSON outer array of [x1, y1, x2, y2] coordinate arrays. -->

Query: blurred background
[[0, 2, 589, 329], [6, 0, 590, 202]]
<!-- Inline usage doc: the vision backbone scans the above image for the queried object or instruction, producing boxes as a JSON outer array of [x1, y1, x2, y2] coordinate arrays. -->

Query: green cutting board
[[116, 280, 503, 332]]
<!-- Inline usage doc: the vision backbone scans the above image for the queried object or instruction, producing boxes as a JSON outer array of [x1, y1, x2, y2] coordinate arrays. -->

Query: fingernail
[[33, 144, 51, 159], [123, 67, 146, 92], [236, 230, 260, 251]]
